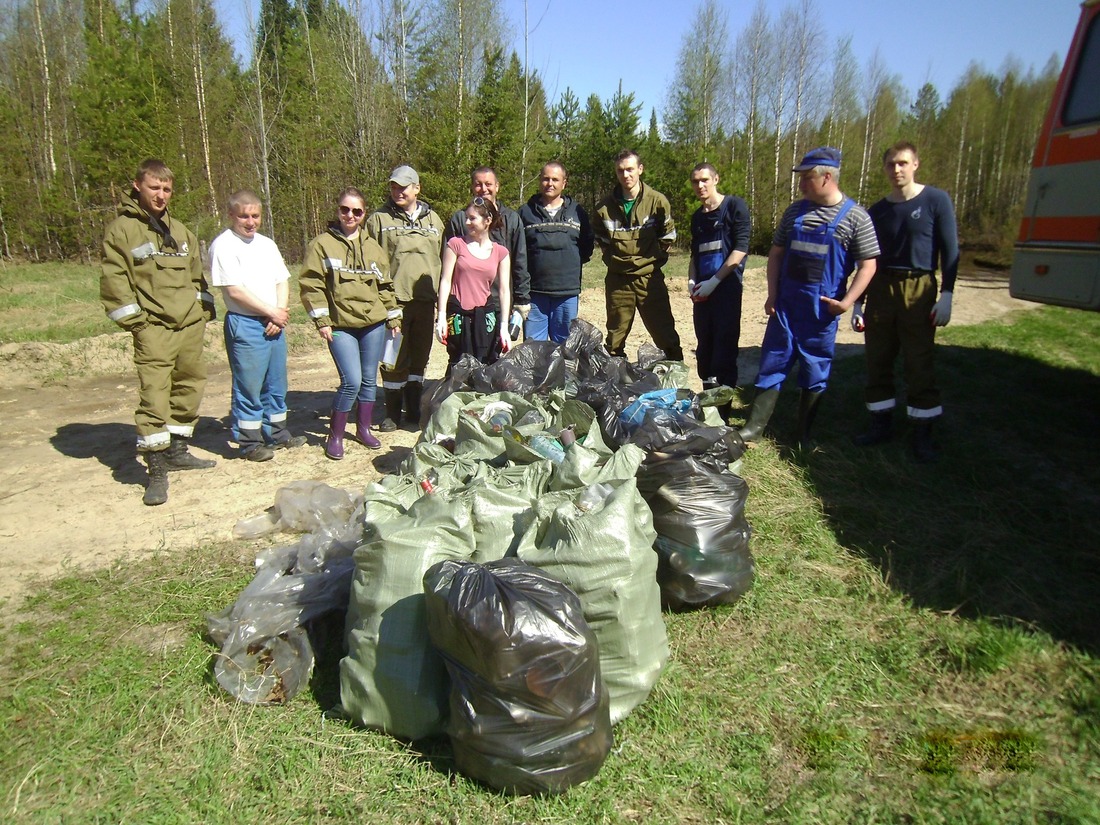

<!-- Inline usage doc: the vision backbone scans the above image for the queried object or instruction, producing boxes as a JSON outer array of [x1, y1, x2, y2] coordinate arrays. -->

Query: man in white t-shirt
[[209, 190, 306, 460]]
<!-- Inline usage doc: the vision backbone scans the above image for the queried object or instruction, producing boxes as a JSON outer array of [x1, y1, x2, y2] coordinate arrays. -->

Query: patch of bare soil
[[0, 263, 1037, 607]]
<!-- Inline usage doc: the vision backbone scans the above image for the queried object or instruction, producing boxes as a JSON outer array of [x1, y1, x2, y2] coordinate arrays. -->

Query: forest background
[[0, 0, 1060, 264]]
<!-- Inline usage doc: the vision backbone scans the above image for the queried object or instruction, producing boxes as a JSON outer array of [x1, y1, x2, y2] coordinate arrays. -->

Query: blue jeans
[[527, 294, 579, 344], [328, 323, 385, 412], [224, 312, 289, 450]]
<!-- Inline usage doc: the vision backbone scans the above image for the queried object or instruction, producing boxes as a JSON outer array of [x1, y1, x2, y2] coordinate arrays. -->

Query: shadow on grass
[[784, 309, 1100, 654]]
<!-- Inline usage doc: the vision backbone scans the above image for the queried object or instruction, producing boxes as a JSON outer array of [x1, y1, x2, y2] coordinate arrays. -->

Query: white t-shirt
[[209, 229, 291, 316]]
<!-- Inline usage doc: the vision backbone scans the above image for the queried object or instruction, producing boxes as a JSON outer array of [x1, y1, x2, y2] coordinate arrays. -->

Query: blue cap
[[793, 147, 842, 172]]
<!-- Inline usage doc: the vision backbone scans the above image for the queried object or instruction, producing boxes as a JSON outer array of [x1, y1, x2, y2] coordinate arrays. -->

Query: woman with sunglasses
[[435, 197, 512, 369], [300, 187, 401, 459]]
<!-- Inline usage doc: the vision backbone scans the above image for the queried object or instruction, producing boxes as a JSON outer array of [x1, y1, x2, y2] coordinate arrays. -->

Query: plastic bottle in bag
[[528, 434, 566, 463], [420, 468, 439, 494], [489, 410, 513, 432]]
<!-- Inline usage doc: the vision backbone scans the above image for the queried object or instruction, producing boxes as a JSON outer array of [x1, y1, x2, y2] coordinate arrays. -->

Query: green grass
[[0, 261, 117, 343], [0, 260, 314, 348], [2, 298, 1100, 821]]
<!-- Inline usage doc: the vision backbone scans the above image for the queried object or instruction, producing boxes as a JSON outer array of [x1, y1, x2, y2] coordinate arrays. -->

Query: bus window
[[1063, 13, 1100, 125]]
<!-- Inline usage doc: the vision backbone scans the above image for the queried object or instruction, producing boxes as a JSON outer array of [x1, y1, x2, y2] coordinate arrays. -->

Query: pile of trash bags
[[208, 320, 754, 795]]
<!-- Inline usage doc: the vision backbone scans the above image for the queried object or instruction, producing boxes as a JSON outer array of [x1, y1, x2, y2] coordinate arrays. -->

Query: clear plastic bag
[[210, 482, 364, 703]]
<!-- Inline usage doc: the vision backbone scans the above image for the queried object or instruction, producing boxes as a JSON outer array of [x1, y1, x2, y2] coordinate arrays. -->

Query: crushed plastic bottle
[[509, 309, 523, 341], [233, 510, 281, 539], [514, 409, 544, 428], [574, 482, 614, 513], [559, 424, 577, 448]]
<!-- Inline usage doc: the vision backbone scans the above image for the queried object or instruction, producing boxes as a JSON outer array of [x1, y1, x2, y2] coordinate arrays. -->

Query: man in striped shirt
[[738, 147, 880, 450]]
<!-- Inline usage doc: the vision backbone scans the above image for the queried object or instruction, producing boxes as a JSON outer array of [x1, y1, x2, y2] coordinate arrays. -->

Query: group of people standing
[[101, 140, 956, 506]]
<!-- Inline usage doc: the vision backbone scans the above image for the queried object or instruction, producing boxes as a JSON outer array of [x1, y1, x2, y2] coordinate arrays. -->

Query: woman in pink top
[[435, 197, 512, 370]]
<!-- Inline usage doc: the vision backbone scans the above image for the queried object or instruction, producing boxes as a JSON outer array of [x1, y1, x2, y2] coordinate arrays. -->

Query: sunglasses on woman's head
[[472, 196, 488, 207], [339, 205, 365, 217]]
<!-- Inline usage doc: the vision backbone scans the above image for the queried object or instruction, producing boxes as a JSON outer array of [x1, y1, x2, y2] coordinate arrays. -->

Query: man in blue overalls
[[738, 147, 880, 450]]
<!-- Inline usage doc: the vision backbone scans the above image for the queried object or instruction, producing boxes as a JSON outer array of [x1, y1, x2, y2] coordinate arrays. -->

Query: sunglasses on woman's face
[[339, 205, 365, 217]]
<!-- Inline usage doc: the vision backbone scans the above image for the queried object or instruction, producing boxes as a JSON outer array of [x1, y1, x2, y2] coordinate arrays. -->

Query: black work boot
[[143, 451, 169, 506], [403, 381, 423, 430], [165, 434, 216, 470], [853, 411, 894, 447], [911, 419, 939, 463], [795, 390, 824, 451], [737, 388, 780, 443], [378, 388, 403, 433]]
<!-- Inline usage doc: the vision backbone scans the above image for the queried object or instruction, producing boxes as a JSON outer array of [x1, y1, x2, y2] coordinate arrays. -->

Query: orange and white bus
[[1011, 0, 1100, 310]]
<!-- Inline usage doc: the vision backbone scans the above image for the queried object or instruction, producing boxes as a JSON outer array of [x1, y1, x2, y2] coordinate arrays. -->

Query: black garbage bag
[[575, 371, 663, 448], [564, 318, 612, 380], [632, 418, 746, 471], [635, 454, 754, 611], [471, 340, 570, 396], [423, 557, 612, 796], [635, 342, 665, 370]]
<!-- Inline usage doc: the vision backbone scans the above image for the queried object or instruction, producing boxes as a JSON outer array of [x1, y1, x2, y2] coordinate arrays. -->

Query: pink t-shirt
[[447, 236, 510, 310]]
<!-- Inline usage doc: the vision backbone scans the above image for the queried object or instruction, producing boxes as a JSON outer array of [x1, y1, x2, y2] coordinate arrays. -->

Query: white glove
[[851, 298, 865, 332], [515, 303, 531, 320], [930, 291, 953, 326], [435, 316, 447, 343], [693, 276, 720, 300]]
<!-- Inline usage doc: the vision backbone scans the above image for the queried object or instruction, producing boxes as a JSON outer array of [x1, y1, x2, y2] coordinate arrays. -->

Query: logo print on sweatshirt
[[910, 207, 922, 221]]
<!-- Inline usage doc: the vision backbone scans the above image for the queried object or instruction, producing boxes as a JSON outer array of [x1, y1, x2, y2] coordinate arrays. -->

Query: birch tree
[[732, 1, 772, 229], [663, 0, 733, 158]]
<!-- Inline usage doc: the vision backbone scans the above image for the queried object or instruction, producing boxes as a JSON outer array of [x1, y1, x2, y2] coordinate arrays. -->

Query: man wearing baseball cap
[[737, 147, 879, 450], [366, 165, 446, 430]]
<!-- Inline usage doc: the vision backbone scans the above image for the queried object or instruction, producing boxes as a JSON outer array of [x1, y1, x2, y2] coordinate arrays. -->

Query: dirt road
[[0, 265, 1036, 606]]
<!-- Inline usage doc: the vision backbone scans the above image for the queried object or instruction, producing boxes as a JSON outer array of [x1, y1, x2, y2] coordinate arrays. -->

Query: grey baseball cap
[[389, 165, 419, 186]]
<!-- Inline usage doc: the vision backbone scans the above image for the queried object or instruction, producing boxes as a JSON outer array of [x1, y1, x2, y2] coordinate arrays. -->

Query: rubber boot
[[795, 390, 824, 451], [165, 434, 216, 470], [403, 381, 423, 430], [911, 419, 939, 463], [737, 388, 780, 443], [352, 402, 381, 449], [378, 388, 402, 433], [853, 411, 893, 447], [326, 410, 349, 460], [143, 451, 169, 506]]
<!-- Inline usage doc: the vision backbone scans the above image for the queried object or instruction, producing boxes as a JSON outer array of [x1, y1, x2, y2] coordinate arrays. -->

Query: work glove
[[435, 316, 447, 343], [930, 291, 953, 326], [499, 327, 512, 354], [515, 303, 531, 320], [693, 276, 720, 301], [850, 298, 865, 332]]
